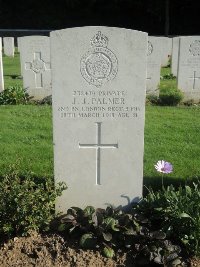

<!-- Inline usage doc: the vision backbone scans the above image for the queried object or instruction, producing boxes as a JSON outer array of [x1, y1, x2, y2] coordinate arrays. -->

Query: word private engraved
[[147, 41, 153, 56], [80, 31, 118, 87], [189, 40, 200, 56]]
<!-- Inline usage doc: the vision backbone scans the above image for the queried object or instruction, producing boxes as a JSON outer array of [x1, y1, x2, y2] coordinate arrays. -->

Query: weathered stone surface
[[51, 26, 147, 210], [19, 36, 51, 100]]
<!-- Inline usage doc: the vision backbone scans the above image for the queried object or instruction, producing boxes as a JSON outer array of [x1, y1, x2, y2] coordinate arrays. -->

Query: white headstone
[[3, 37, 15, 57], [51, 26, 147, 210], [177, 36, 200, 101], [17, 37, 21, 52], [155, 37, 172, 67], [19, 36, 51, 100], [171, 37, 180, 77], [17, 37, 24, 77], [0, 38, 4, 92], [146, 37, 161, 95]]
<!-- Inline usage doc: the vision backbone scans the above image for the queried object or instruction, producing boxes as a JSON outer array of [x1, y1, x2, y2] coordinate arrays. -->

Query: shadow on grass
[[4, 74, 22, 79], [143, 175, 200, 196]]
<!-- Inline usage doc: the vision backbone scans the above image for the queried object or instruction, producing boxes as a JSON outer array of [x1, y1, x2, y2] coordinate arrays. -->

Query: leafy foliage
[[146, 94, 159, 105], [0, 170, 67, 237], [160, 73, 176, 80], [55, 205, 185, 266], [146, 87, 183, 106], [134, 183, 200, 257], [159, 87, 183, 106], [0, 86, 30, 105]]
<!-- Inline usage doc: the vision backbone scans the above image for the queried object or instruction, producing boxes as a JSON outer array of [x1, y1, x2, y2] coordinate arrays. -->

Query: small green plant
[[0, 170, 67, 237], [55, 205, 184, 265], [0, 85, 30, 105], [160, 73, 176, 80], [36, 95, 52, 105], [134, 183, 200, 257], [146, 94, 159, 105], [159, 87, 183, 106]]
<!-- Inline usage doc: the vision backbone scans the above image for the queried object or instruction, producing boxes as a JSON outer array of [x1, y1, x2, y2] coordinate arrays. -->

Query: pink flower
[[154, 160, 173, 174]]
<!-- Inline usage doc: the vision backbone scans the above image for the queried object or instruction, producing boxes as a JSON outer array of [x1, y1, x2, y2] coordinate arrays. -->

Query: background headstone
[[17, 37, 21, 52], [177, 36, 200, 101], [0, 38, 4, 92], [171, 36, 180, 77], [19, 36, 51, 100], [51, 26, 147, 210], [3, 37, 15, 57], [17, 37, 24, 77], [155, 36, 172, 67], [147, 37, 162, 95]]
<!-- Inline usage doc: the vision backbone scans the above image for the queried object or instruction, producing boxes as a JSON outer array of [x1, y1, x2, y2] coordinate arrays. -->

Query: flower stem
[[162, 174, 164, 188]]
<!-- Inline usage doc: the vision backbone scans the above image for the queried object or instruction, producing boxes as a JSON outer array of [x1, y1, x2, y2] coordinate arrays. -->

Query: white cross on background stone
[[189, 71, 200, 90], [25, 52, 51, 88], [79, 122, 118, 185]]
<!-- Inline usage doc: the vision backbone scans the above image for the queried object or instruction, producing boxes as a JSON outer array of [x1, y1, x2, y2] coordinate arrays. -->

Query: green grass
[[0, 105, 200, 187], [160, 66, 177, 90], [144, 105, 200, 188], [1, 52, 200, 188], [0, 105, 53, 178], [3, 52, 23, 89]]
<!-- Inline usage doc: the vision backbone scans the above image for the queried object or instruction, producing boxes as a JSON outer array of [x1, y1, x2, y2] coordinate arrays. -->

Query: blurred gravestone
[[147, 37, 161, 95], [19, 36, 51, 100], [17, 37, 21, 53], [178, 36, 200, 101], [171, 37, 180, 77], [3, 37, 15, 57], [155, 36, 172, 67], [51, 26, 147, 210], [0, 38, 4, 92]]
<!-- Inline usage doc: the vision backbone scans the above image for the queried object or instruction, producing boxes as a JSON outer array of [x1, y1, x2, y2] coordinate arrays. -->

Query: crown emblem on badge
[[80, 31, 118, 87], [90, 31, 108, 47]]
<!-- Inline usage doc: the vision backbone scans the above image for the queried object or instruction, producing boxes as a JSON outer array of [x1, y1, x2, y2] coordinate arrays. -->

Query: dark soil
[[0, 232, 199, 267]]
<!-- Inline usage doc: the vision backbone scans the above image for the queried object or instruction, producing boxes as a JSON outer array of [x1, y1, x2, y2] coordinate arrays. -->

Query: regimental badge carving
[[189, 40, 200, 56], [80, 31, 118, 87], [31, 59, 45, 73], [147, 41, 153, 56]]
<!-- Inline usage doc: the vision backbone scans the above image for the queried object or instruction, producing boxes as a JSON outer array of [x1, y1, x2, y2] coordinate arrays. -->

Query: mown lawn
[[144, 105, 200, 188], [0, 104, 200, 187], [1, 52, 200, 188], [0, 105, 53, 178]]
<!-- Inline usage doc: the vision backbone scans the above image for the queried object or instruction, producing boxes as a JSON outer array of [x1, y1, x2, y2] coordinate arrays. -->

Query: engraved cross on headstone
[[25, 52, 51, 88], [189, 71, 200, 90], [79, 122, 118, 185]]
